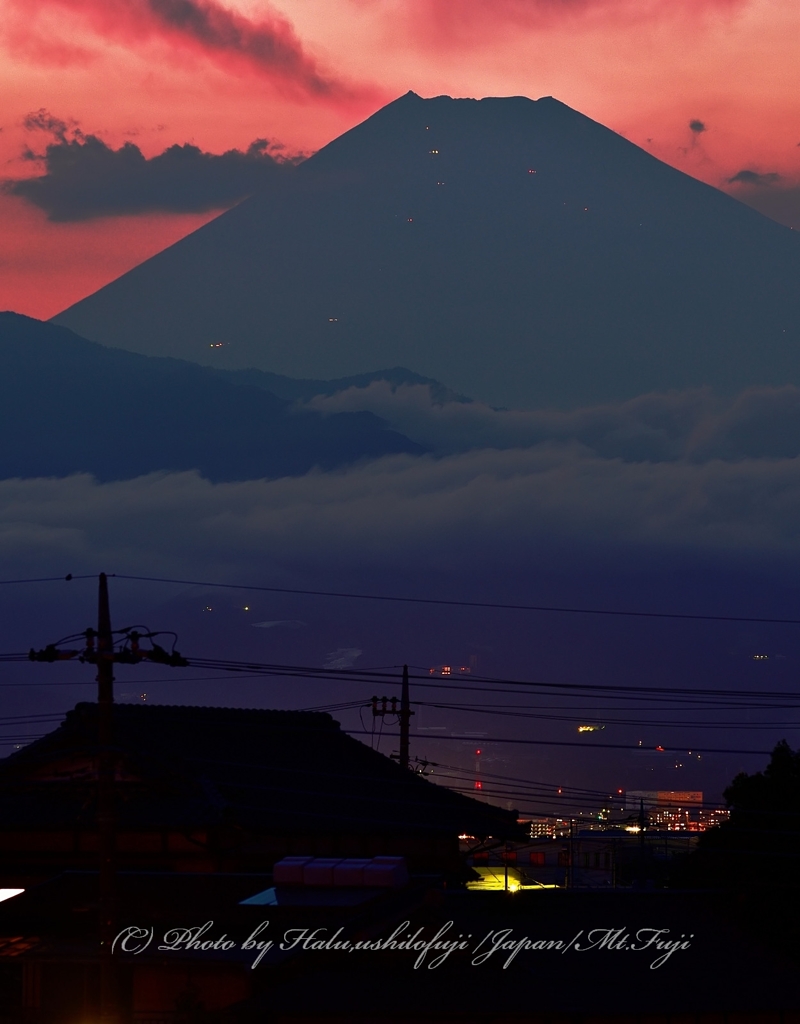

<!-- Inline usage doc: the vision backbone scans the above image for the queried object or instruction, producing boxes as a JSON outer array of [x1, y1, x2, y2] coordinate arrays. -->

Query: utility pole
[[30, 573, 188, 1024], [371, 664, 414, 768], [399, 664, 412, 770], [96, 573, 116, 1024], [638, 798, 647, 888]]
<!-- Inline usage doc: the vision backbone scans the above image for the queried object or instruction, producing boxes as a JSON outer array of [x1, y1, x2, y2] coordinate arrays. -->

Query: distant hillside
[[53, 91, 800, 409], [0, 313, 425, 482]]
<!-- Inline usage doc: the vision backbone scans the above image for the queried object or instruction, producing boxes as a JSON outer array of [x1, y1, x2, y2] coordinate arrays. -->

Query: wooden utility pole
[[399, 664, 413, 769], [96, 573, 117, 1024], [29, 573, 189, 1024], [371, 665, 414, 768]]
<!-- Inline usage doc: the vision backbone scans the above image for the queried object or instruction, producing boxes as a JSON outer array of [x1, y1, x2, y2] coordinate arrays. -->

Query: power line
[[13, 650, 800, 712], [413, 699, 800, 730], [105, 573, 800, 627], [343, 729, 774, 756], [0, 574, 93, 586], [185, 657, 800, 708]]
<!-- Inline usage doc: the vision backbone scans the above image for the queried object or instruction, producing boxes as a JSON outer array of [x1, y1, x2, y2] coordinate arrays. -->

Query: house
[[0, 702, 522, 886]]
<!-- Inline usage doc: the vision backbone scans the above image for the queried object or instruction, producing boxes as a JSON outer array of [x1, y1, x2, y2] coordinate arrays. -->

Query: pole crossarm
[[29, 630, 189, 667]]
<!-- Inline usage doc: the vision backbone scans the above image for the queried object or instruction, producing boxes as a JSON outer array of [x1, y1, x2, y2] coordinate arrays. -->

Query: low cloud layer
[[5, 111, 297, 220], [304, 381, 800, 464], [3, 441, 800, 589], [4, 382, 800, 602]]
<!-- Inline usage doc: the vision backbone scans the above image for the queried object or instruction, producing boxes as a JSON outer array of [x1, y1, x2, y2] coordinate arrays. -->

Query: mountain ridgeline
[[0, 313, 427, 482], [52, 92, 800, 410]]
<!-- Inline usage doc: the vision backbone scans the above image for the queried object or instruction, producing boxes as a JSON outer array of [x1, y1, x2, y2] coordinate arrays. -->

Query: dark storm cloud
[[4, 113, 298, 220], [727, 169, 782, 187], [689, 119, 707, 134]]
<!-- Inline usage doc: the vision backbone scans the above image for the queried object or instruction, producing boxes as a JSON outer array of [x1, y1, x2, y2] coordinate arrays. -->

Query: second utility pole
[[399, 664, 412, 769]]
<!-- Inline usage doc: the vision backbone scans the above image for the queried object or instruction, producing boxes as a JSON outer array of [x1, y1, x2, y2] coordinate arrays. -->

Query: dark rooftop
[[0, 703, 520, 838]]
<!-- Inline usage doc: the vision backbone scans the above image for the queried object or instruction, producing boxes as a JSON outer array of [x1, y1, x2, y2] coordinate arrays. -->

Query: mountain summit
[[53, 93, 800, 409]]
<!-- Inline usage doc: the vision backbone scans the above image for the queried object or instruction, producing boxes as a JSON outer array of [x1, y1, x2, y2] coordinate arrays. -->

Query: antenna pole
[[97, 573, 118, 1023]]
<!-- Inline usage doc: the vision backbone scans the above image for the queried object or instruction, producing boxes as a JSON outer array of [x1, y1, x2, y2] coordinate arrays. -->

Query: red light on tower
[[475, 749, 481, 756], [474, 781, 482, 790]]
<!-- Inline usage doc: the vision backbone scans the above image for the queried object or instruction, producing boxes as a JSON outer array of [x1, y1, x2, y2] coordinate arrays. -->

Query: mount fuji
[[53, 92, 800, 410]]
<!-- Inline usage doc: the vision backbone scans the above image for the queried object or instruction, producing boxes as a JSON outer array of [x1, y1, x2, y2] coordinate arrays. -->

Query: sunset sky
[[2, 0, 799, 319]]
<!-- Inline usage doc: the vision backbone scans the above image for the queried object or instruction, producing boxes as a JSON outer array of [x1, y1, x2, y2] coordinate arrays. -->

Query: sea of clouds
[[4, 380, 800, 586]]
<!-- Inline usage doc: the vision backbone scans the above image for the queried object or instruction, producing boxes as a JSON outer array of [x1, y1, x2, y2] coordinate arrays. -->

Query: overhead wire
[[106, 572, 800, 626], [343, 729, 774, 756]]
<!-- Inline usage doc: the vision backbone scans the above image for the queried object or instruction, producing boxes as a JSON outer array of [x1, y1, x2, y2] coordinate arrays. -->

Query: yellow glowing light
[[466, 868, 557, 892]]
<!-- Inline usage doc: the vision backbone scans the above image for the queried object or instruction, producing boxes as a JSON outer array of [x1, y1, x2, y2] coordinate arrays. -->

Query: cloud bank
[[304, 381, 800, 464], [4, 111, 297, 220], [3, 441, 800, 589], [3, 382, 800, 616]]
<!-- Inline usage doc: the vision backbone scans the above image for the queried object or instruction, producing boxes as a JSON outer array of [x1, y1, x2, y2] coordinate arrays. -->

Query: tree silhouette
[[679, 741, 800, 891]]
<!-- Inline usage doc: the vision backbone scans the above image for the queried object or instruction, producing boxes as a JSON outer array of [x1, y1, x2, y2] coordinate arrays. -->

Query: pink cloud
[[383, 0, 748, 48], [7, 0, 378, 103]]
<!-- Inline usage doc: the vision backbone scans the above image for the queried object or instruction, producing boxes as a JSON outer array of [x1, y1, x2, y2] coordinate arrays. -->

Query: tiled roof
[[0, 703, 520, 838]]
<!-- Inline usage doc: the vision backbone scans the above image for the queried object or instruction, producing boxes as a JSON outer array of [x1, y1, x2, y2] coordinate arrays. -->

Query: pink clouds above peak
[[382, 0, 749, 48], [6, 0, 379, 103]]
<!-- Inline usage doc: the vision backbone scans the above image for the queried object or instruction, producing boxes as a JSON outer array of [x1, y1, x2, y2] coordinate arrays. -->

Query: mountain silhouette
[[53, 92, 800, 409], [0, 313, 425, 482]]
